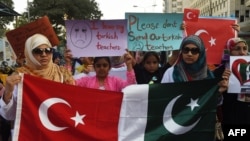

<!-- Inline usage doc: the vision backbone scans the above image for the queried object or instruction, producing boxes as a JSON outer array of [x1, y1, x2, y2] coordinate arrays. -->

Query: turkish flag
[[183, 8, 200, 22], [13, 74, 123, 141], [185, 17, 237, 64]]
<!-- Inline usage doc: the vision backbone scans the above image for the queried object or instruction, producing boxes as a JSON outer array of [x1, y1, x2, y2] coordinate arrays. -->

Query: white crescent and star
[[208, 37, 216, 46], [38, 96, 201, 134], [186, 98, 199, 111], [194, 29, 216, 48], [194, 29, 209, 36], [163, 95, 201, 135], [71, 111, 86, 127], [38, 98, 86, 131], [187, 12, 194, 20]]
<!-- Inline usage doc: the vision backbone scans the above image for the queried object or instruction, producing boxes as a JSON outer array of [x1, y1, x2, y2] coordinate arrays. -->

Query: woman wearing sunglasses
[[161, 35, 230, 141], [75, 52, 136, 92], [0, 33, 75, 120], [161, 35, 229, 100], [161, 35, 215, 83]]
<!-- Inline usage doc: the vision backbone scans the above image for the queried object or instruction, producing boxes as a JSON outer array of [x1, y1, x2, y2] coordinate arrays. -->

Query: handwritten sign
[[125, 13, 183, 52], [228, 56, 250, 93], [65, 19, 127, 57], [6, 16, 59, 58]]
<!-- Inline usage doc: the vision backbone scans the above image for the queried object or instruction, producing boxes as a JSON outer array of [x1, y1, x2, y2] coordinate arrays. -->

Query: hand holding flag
[[14, 74, 219, 141]]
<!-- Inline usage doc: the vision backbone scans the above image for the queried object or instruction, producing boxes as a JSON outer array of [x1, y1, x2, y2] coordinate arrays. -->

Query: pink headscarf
[[226, 37, 247, 51]]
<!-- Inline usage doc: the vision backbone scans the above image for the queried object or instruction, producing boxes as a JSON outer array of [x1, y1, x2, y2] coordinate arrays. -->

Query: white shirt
[[161, 66, 174, 83], [0, 85, 18, 120]]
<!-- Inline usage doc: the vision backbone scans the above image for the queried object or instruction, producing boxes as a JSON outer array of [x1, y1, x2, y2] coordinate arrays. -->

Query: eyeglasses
[[182, 47, 200, 55], [32, 48, 53, 55], [95, 63, 109, 68]]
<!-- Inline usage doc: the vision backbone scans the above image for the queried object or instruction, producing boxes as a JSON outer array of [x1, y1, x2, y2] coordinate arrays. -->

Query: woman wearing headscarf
[[161, 35, 229, 96], [0, 33, 75, 120], [220, 37, 250, 131], [161, 35, 230, 141], [161, 35, 215, 83]]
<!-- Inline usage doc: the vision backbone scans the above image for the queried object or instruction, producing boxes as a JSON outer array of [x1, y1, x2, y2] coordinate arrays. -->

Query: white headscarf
[[16, 33, 75, 84], [24, 33, 52, 67]]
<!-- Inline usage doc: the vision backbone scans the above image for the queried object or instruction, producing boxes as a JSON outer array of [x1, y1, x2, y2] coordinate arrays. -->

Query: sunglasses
[[182, 47, 200, 55], [95, 63, 109, 68], [32, 48, 53, 55]]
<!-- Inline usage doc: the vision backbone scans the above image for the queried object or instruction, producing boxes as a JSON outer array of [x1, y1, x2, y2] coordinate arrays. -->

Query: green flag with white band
[[119, 79, 219, 141]]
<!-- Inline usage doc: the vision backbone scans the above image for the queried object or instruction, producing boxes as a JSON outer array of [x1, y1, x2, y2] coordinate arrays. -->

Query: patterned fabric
[[226, 37, 247, 51], [173, 35, 214, 82], [16, 65, 74, 85]]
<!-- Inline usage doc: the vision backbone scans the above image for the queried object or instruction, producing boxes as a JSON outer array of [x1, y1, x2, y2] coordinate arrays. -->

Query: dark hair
[[52, 49, 62, 61], [93, 57, 111, 68], [141, 51, 160, 65]]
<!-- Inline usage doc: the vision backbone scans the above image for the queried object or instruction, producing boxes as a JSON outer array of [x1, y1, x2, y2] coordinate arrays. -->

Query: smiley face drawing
[[132, 41, 144, 51], [70, 21, 92, 49]]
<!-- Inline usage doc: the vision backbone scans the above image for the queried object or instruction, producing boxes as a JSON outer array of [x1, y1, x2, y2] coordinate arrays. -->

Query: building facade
[[163, 0, 250, 32], [163, 0, 184, 13]]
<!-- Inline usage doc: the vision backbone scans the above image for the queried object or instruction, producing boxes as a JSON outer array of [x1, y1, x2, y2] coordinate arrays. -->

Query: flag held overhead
[[183, 8, 200, 22]]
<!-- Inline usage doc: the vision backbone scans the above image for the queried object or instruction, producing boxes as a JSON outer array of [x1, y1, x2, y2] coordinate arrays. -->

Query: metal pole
[[27, 0, 30, 22]]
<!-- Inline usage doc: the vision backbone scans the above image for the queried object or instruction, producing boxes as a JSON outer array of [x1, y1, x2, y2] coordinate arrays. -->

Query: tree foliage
[[0, 0, 16, 37], [29, 0, 102, 40], [13, 12, 30, 28]]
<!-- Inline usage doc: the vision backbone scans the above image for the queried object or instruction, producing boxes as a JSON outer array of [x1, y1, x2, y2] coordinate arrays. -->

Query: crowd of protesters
[[0, 22, 248, 141]]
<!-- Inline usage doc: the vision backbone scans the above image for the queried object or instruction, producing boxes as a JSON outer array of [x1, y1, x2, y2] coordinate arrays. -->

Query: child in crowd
[[75, 52, 136, 92], [132, 51, 178, 84]]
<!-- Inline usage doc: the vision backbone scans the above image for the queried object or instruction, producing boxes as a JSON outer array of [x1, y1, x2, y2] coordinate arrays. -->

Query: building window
[[246, 10, 249, 17], [241, 0, 244, 5], [235, 10, 239, 17], [240, 15, 244, 22]]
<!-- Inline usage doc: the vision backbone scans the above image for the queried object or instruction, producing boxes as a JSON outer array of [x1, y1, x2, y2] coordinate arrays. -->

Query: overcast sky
[[13, 0, 163, 19]]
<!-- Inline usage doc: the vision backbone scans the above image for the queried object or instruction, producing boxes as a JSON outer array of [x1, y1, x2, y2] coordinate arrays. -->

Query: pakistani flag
[[119, 79, 219, 141]]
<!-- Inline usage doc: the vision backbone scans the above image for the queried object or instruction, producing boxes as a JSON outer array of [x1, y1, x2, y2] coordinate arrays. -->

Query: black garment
[[0, 114, 11, 141], [133, 63, 171, 84], [222, 94, 250, 125], [213, 61, 250, 140], [71, 58, 82, 75], [212, 63, 226, 78]]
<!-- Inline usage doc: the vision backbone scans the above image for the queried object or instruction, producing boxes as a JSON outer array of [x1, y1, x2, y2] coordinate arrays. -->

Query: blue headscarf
[[173, 35, 214, 82]]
